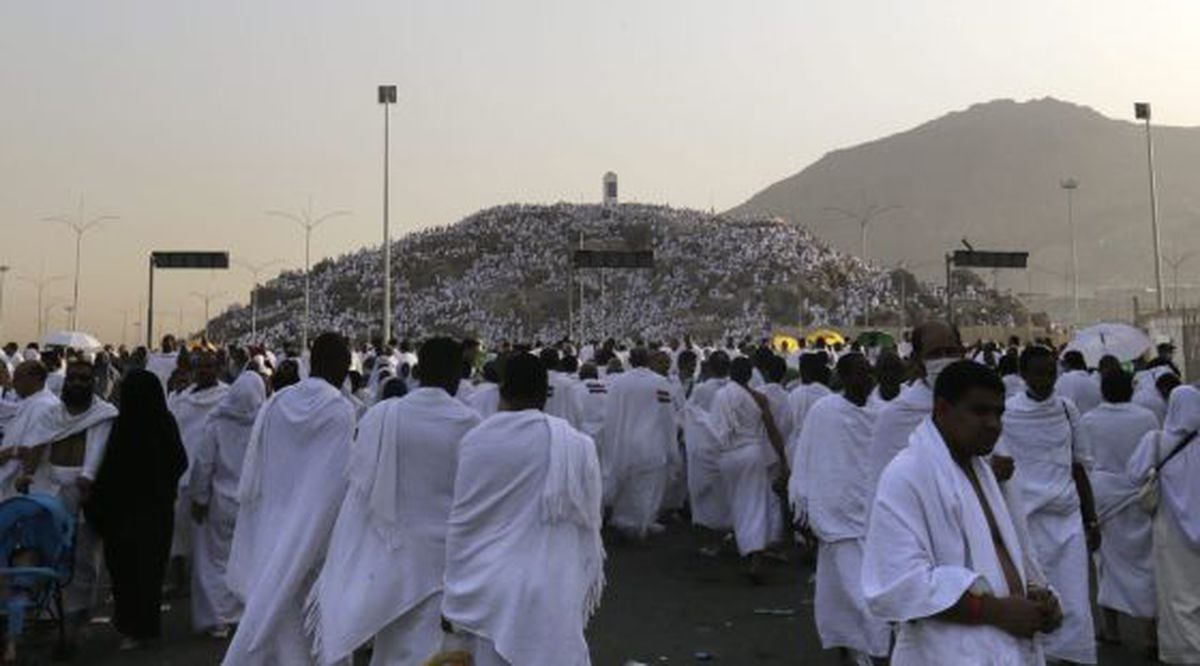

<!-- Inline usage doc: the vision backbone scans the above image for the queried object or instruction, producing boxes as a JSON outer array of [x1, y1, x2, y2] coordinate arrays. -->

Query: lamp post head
[[1060, 178, 1079, 191], [378, 85, 397, 105], [1134, 102, 1151, 120]]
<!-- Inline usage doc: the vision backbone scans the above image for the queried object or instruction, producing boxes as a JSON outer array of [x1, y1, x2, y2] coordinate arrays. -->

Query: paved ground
[[13, 522, 1160, 664]]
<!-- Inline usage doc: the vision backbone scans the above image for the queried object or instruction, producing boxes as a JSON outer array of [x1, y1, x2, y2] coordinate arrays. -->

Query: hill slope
[[730, 97, 1200, 306], [207, 203, 1023, 345]]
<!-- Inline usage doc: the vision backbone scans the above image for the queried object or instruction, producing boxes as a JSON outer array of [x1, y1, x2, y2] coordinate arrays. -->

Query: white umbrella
[[43, 330, 103, 351], [1066, 323, 1152, 367]]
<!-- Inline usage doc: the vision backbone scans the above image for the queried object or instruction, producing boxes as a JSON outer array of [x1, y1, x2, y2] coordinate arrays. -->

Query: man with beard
[[14, 360, 119, 624], [167, 350, 229, 592]]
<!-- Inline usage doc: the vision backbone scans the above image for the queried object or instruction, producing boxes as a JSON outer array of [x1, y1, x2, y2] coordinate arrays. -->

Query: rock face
[[206, 202, 1023, 346], [730, 97, 1200, 304]]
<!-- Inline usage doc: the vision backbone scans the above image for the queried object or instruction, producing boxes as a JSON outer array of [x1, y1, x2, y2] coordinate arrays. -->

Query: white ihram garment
[[995, 393, 1096, 664], [546, 372, 585, 430], [189, 373, 266, 631], [864, 419, 1045, 665], [223, 378, 355, 666], [801, 394, 889, 657], [441, 410, 604, 666], [169, 383, 229, 558], [463, 382, 500, 419], [20, 397, 117, 614], [1128, 386, 1200, 663], [602, 368, 678, 536], [709, 383, 779, 555], [867, 380, 932, 497], [308, 387, 481, 666], [1056, 370, 1102, 415], [1081, 402, 1158, 618], [682, 405, 731, 530], [783, 382, 830, 471]]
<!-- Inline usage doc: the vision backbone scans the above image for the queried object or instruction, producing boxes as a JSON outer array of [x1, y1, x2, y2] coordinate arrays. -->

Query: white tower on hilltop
[[603, 172, 618, 206]]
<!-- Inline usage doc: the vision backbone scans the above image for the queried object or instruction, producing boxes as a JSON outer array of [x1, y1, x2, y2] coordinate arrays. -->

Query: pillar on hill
[[603, 172, 618, 207]]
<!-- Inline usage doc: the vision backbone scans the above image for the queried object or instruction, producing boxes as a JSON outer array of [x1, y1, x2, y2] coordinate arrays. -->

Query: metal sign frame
[[572, 249, 654, 270], [147, 251, 230, 347]]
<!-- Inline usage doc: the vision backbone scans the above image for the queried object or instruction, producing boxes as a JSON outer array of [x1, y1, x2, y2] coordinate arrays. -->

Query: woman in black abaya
[[86, 370, 188, 649]]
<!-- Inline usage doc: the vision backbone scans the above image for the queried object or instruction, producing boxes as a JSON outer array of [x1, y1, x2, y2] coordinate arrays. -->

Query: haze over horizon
[[5, 1, 1200, 344]]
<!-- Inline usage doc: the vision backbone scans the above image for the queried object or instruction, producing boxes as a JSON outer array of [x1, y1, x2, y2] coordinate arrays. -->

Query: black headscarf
[[86, 370, 188, 535]]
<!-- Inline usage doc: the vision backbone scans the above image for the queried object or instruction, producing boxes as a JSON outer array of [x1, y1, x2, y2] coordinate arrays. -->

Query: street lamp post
[[190, 290, 226, 342], [18, 273, 67, 340], [42, 199, 118, 330], [236, 259, 283, 341], [378, 85, 397, 346], [1060, 178, 1080, 326], [825, 203, 899, 326], [1164, 251, 1197, 309], [1135, 103, 1166, 311], [0, 266, 8, 341], [268, 200, 350, 350]]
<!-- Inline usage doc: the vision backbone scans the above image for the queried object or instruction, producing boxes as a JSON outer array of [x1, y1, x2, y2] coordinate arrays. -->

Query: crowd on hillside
[[208, 204, 1016, 347]]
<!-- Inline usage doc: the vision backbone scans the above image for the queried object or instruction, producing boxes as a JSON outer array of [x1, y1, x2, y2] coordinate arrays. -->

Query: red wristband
[[965, 594, 984, 623]]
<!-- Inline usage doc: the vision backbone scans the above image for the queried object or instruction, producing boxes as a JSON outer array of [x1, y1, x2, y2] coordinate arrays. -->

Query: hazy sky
[[4, 1, 1200, 345]]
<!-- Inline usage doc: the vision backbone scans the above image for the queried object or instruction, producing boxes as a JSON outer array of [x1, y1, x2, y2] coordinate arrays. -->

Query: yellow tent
[[772, 334, 800, 353], [805, 328, 845, 347]]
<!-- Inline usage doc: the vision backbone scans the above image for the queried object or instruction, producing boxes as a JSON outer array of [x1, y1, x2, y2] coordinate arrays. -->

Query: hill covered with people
[[205, 203, 1026, 345]]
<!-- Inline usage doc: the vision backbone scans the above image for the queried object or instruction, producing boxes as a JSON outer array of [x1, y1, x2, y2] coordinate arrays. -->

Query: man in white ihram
[[438, 352, 605, 665], [864, 360, 1062, 664], [223, 333, 356, 665], [15, 360, 118, 620], [168, 350, 228, 589], [993, 346, 1098, 664], [188, 370, 267, 638], [602, 347, 679, 539], [1080, 370, 1159, 648], [308, 338, 480, 665], [798, 353, 889, 663], [866, 320, 964, 493]]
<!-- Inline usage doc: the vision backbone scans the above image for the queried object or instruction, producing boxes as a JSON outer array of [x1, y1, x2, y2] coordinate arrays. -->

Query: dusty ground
[[13, 522, 1159, 665]]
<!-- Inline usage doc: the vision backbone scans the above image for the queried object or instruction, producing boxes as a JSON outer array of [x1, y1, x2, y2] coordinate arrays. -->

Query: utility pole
[[1135, 103, 1166, 311], [378, 85, 398, 344], [42, 198, 118, 330], [268, 199, 350, 350], [825, 203, 900, 326], [1060, 178, 1080, 325], [236, 259, 282, 341], [18, 272, 67, 340]]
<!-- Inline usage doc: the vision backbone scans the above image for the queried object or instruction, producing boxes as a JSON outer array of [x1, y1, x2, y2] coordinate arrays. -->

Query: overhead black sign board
[[951, 250, 1028, 269], [152, 251, 230, 269], [572, 249, 654, 269]]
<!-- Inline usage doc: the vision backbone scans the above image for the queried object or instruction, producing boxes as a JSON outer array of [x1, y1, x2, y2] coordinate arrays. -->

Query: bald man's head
[[911, 320, 963, 364]]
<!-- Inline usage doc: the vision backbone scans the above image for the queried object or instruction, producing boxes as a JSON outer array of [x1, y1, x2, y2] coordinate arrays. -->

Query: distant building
[[603, 172, 618, 206]]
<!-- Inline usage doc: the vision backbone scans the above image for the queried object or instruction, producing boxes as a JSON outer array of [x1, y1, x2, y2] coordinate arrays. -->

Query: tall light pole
[[190, 290, 226, 342], [42, 198, 118, 330], [236, 258, 282, 341], [268, 200, 350, 350], [1060, 178, 1080, 326], [1135, 102, 1166, 311], [18, 273, 67, 340], [1164, 251, 1198, 309], [378, 85, 397, 345], [825, 203, 899, 327], [0, 266, 8, 342]]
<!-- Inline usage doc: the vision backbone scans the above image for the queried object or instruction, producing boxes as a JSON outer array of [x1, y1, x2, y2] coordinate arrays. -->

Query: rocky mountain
[[730, 98, 1200, 312]]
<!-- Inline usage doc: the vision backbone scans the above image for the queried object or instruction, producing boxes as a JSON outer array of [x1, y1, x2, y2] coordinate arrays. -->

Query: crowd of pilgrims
[[219, 203, 931, 346], [0, 323, 1196, 665]]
